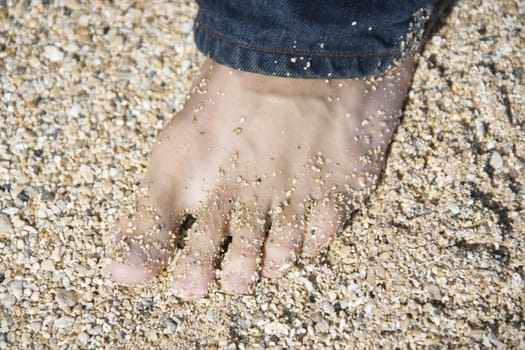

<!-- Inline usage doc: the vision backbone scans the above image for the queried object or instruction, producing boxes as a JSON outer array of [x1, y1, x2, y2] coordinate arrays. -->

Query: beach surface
[[0, 0, 523, 348]]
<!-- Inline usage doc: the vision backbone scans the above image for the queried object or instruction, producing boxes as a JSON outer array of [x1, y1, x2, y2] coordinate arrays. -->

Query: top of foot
[[106, 58, 414, 299]]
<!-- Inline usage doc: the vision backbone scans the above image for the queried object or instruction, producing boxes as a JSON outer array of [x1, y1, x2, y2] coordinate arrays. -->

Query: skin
[[105, 57, 415, 300]]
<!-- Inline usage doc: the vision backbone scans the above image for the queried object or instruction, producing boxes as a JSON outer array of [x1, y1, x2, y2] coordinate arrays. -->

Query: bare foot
[[105, 58, 414, 299]]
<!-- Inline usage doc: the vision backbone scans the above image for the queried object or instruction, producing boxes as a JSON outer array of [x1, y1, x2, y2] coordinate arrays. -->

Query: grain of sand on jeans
[[0, 0, 523, 348]]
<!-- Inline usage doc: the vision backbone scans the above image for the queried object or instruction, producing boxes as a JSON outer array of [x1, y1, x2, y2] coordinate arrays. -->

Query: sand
[[0, 0, 523, 349]]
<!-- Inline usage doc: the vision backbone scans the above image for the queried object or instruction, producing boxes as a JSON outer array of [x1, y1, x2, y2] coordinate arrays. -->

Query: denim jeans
[[194, 1, 448, 79]]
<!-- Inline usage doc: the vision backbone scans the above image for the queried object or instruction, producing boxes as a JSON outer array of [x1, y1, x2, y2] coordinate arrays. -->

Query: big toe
[[106, 260, 157, 285], [105, 228, 176, 284], [105, 193, 177, 284]]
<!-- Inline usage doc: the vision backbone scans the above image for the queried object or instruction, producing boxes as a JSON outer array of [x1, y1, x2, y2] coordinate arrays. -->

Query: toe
[[220, 204, 266, 294], [105, 260, 156, 285], [302, 193, 349, 256], [172, 199, 228, 300], [105, 213, 176, 284], [262, 203, 303, 278], [171, 250, 216, 300]]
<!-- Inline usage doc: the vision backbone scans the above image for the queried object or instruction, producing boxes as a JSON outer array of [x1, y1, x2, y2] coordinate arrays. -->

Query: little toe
[[220, 205, 266, 294], [302, 194, 349, 256], [262, 203, 303, 278], [172, 199, 228, 300]]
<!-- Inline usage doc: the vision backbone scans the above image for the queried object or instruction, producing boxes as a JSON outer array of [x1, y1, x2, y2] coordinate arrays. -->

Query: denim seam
[[197, 19, 401, 59]]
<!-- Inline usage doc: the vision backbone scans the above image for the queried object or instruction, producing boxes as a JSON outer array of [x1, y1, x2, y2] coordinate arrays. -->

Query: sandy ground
[[0, 0, 523, 349]]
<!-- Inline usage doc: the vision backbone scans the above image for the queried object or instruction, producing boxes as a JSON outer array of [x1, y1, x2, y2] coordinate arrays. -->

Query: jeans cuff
[[194, 6, 433, 79]]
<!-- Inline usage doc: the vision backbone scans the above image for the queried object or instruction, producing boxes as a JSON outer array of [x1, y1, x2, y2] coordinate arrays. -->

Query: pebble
[[79, 164, 94, 183], [54, 316, 75, 329], [28, 56, 41, 69], [68, 104, 82, 117], [165, 320, 177, 334], [145, 329, 158, 342], [77, 332, 89, 344], [446, 202, 460, 215], [9, 280, 23, 299], [29, 321, 42, 332], [2, 207, 18, 215], [427, 284, 443, 301], [364, 303, 375, 315], [0, 293, 16, 308], [87, 325, 102, 336], [489, 151, 503, 169], [41, 259, 55, 271], [423, 303, 434, 313], [475, 120, 485, 139], [0, 214, 14, 234], [6, 332, 15, 343], [63, 0, 82, 10], [109, 168, 120, 178], [321, 301, 335, 315], [264, 321, 289, 336], [43, 46, 64, 62], [108, 34, 124, 49], [180, 60, 191, 72], [206, 309, 214, 322], [299, 277, 314, 292], [55, 289, 78, 309]]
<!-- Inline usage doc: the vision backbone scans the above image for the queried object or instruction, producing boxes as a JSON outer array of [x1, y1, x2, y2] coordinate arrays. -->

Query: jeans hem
[[193, 5, 434, 79]]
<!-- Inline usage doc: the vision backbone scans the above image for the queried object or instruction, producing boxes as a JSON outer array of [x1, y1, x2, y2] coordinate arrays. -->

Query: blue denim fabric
[[194, 1, 444, 79]]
